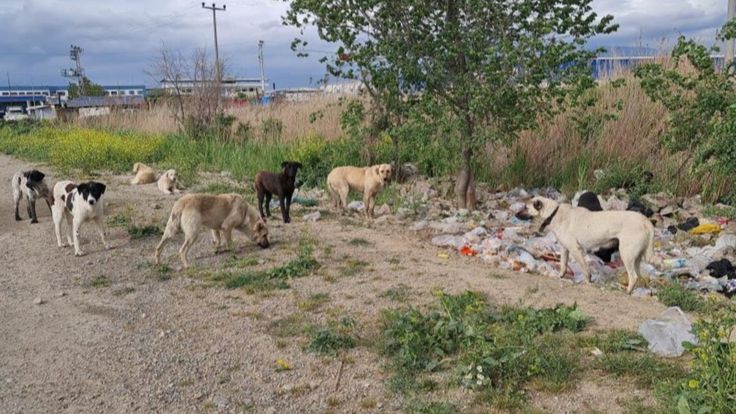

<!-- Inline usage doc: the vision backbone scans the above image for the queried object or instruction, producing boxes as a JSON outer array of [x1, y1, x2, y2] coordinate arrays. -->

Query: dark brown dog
[[255, 161, 302, 223]]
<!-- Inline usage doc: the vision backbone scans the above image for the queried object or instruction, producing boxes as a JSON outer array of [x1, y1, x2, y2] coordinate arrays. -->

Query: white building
[[159, 78, 263, 97]]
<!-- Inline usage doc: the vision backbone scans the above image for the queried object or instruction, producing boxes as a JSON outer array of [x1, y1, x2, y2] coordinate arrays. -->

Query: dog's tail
[[162, 202, 184, 238], [644, 220, 655, 262]]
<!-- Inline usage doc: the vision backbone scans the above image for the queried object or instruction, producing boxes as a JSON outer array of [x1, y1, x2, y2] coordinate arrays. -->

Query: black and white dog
[[12, 169, 52, 223], [52, 180, 109, 256]]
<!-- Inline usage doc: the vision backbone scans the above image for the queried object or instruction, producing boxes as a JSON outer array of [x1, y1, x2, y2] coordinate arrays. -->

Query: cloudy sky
[[0, 0, 729, 89]]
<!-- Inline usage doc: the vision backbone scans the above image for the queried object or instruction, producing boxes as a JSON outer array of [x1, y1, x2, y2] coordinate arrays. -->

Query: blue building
[[0, 84, 146, 116]]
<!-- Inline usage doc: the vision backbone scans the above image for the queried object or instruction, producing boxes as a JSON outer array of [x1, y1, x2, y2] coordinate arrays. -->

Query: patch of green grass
[[88, 275, 111, 288], [268, 313, 309, 338], [347, 237, 371, 246], [380, 291, 591, 410], [577, 330, 647, 353], [297, 292, 330, 312], [307, 317, 358, 356], [339, 258, 369, 277], [380, 284, 411, 302], [107, 213, 132, 228], [127, 224, 162, 240], [112, 287, 135, 296], [216, 240, 319, 292], [224, 255, 260, 268], [657, 283, 706, 313], [703, 204, 736, 220], [597, 352, 686, 388]]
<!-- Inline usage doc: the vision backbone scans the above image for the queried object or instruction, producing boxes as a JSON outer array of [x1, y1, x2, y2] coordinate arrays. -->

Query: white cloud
[[0, 0, 730, 87]]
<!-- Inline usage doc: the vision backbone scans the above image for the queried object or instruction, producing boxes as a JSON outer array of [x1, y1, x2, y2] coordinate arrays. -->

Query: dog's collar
[[539, 206, 559, 232]]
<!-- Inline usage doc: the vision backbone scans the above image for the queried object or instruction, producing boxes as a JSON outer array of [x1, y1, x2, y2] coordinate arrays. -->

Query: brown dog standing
[[254, 161, 302, 223], [327, 164, 392, 219]]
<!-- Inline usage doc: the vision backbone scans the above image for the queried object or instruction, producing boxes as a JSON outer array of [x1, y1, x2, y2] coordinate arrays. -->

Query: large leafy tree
[[635, 22, 736, 200], [286, 0, 616, 208], [68, 76, 106, 98]]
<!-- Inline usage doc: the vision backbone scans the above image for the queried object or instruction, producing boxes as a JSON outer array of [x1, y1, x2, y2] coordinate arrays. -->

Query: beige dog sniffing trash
[[154, 193, 269, 268], [516, 196, 655, 294], [327, 164, 393, 219]]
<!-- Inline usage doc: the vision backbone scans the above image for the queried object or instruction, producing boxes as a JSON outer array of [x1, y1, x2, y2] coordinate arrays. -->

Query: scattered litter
[[690, 223, 720, 235], [638, 307, 697, 357], [627, 200, 654, 217], [347, 201, 365, 211], [460, 246, 477, 256], [302, 211, 321, 222], [715, 234, 736, 250], [590, 347, 604, 357], [677, 217, 700, 231], [705, 258, 735, 279], [437, 252, 450, 259]]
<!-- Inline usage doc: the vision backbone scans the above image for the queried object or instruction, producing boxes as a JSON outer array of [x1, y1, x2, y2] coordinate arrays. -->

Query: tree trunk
[[455, 147, 476, 209]]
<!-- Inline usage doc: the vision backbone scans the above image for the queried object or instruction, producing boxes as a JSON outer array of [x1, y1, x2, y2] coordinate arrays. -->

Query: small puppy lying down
[[52, 180, 109, 256], [327, 164, 393, 218], [157, 169, 180, 195], [155, 193, 270, 268], [516, 196, 654, 294], [131, 162, 156, 185]]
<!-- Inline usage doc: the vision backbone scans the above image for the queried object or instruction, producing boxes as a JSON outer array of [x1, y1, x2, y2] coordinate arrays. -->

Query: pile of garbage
[[407, 184, 736, 298]]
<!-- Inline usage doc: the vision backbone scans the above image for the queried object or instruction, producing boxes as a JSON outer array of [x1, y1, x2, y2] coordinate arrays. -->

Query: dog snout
[[89, 199, 95, 206], [515, 208, 532, 221]]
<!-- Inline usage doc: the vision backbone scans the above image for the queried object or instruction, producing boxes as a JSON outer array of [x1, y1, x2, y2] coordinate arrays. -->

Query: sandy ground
[[0, 154, 674, 413]]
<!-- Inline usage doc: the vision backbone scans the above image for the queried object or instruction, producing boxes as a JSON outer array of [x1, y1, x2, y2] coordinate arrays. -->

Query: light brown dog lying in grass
[[327, 164, 393, 218], [131, 162, 156, 185], [154, 193, 269, 268]]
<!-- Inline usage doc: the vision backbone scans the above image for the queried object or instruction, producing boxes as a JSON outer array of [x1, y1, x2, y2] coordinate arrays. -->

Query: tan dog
[[154, 193, 269, 268], [157, 169, 179, 194], [131, 162, 156, 185], [516, 196, 654, 294], [327, 164, 392, 218]]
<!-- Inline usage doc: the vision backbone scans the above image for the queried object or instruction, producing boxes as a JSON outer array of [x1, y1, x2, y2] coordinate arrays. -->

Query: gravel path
[[0, 154, 672, 413]]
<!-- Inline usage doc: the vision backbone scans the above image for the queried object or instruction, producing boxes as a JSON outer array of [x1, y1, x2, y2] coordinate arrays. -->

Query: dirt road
[[0, 154, 671, 413]]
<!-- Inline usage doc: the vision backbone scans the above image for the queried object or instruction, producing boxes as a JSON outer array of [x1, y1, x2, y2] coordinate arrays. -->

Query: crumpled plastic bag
[[638, 307, 698, 357], [715, 234, 736, 250], [347, 201, 365, 211], [431, 235, 466, 249]]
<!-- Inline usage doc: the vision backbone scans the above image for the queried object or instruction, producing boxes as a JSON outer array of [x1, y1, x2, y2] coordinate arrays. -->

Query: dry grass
[[73, 94, 347, 141]]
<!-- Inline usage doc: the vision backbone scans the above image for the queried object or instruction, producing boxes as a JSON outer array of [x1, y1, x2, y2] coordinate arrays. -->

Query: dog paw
[[15, 216, 22, 221], [30, 220, 39, 224]]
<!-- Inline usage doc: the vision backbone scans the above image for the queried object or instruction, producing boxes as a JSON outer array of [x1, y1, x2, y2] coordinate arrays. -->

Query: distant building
[[65, 95, 146, 118], [159, 78, 263, 97], [0, 84, 146, 117]]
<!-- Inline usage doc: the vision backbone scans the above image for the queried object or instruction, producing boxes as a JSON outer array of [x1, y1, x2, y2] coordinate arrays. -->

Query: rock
[[220, 171, 232, 178], [409, 220, 428, 231], [213, 395, 229, 409], [638, 307, 698, 357], [33, 297, 45, 305], [347, 201, 364, 211], [399, 163, 419, 180], [376, 204, 391, 216], [396, 207, 412, 219], [57, 291, 67, 298], [302, 211, 321, 222]]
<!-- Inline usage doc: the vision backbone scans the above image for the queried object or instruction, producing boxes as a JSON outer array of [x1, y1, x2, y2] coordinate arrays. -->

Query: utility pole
[[6, 72, 10, 91], [202, 2, 225, 85], [727, 0, 736, 67], [61, 45, 85, 97], [258, 40, 266, 95]]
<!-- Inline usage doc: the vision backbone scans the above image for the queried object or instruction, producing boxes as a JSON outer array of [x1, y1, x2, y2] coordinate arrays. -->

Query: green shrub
[[673, 310, 736, 413], [306, 317, 357, 356], [656, 283, 706, 313], [261, 117, 283, 141]]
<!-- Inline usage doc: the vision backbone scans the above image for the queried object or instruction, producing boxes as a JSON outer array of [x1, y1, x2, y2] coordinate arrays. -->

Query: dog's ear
[[281, 161, 289, 169], [533, 200, 543, 211], [97, 182, 107, 195], [27, 170, 45, 182], [77, 182, 89, 195], [132, 163, 139, 173], [373, 165, 380, 175]]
